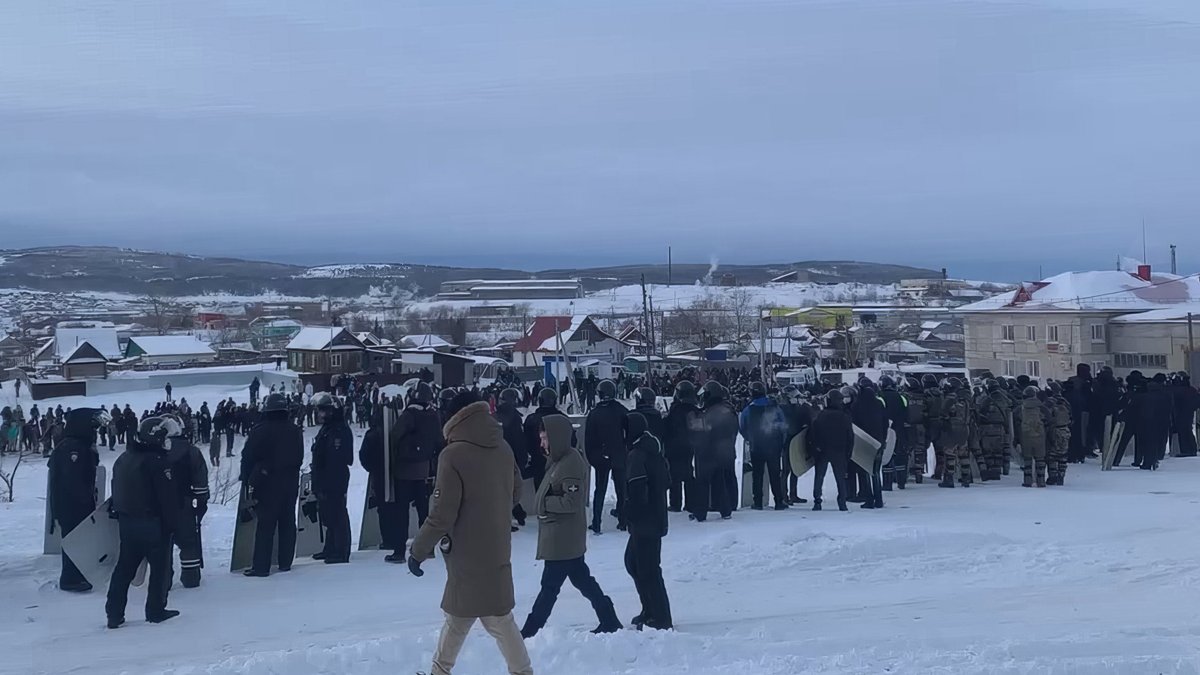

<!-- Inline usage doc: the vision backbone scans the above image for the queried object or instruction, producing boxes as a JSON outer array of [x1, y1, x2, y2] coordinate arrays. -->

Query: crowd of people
[[34, 360, 1200, 674]]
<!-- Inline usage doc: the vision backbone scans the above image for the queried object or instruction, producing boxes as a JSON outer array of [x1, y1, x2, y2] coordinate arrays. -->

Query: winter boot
[[107, 617, 125, 630], [773, 503, 789, 511], [812, 501, 822, 512], [837, 499, 848, 512], [181, 569, 201, 589], [147, 609, 181, 624], [938, 477, 955, 488]]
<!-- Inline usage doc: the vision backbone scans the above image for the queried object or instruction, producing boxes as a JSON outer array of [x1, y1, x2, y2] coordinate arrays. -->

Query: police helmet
[[749, 381, 767, 399], [537, 387, 559, 408], [1023, 386, 1040, 398], [921, 374, 939, 389], [499, 388, 521, 406], [635, 387, 656, 407], [138, 416, 182, 448], [597, 380, 618, 401], [412, 381, 434, 404], [674, 380, 698, 405], [701, 380, 727, 403], [262, 393, 289, 413], [311, 391, 337, 409]]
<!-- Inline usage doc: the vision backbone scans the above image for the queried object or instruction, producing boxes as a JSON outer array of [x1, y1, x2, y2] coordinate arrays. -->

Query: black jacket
[[625, 414, 670, 538], [523, 405, 569, 471], [48, 420, 99, 523], [391, 403, 443, 481], [495, 402, 529, 477], [809, 406, 854, 459], [700, 400, 739, 466], [240, 414, 304, 500], [852, 394, 889, 445], [311, 415, 354, 496], [165, 440, 210, 509], [585, 399, 629, 469], [110, 440, 178, 533], [662, 401, 697, 481], [631, 404, 665, 449]]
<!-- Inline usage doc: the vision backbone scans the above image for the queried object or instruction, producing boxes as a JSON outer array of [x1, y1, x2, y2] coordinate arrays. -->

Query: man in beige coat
[[520, 414, 622, 638], [410, 390, 532, 675]]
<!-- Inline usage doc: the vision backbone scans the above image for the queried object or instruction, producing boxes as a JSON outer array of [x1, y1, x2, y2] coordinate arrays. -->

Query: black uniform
[[165, 438, 209, 587], [311, 410, 354, 563], [624, 413, 672, 630], [523, 405, 568, 489], [662, 400, 697, 512], [809, 401, 854, 510], [48, 410, 101, 591], [495, 401, 529, 525], [389, 402, 442, 549], [1171, 377, 1199, 457], [780, 400, 813, 501], [851, 392, 888, 508], [1140, 378, 1173, 468], [692, 399, 739, 521], [105, 439, 178, 624], [879, 389, 909, 489], [585, 398, 629, 531], [239, 414, 304, 574]]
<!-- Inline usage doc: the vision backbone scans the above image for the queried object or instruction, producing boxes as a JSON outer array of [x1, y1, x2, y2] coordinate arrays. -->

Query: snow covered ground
[[4, 382, 1200, 674]]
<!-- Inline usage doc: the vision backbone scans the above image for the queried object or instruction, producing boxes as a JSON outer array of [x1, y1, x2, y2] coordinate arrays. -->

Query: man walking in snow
[[521, 414, 622, 638], [408, 389, 532, 675]]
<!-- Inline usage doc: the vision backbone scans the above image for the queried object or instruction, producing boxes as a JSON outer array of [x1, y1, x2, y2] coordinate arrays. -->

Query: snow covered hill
[[4, 382, 1200, 674]]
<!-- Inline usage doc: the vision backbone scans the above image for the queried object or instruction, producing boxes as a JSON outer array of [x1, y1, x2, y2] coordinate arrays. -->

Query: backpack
[[1052, 399, 1072, 427], [946, 394, 969, 436], [982, 395, 1007, 426], [906, 392, 925, 425], [1020, 399, 1046, 446]]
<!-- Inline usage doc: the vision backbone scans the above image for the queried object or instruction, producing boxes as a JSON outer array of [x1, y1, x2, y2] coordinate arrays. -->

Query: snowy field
[[5, 383, 1200, 674]]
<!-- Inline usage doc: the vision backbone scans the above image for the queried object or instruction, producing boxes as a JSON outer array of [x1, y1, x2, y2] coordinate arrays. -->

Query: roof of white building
[[1110, 305, 1200, 323], [55, 323, 121, 360], [128, 335, 215, 357], [959, 271, 1200, 313], [287, 326, 357, 351], [873, 339, 934, 354], [401, 334, 454, 349]]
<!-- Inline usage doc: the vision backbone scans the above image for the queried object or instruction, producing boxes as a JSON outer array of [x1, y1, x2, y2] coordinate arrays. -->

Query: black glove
[[194, 498, 208, 522], [407, 556, 424, 577]]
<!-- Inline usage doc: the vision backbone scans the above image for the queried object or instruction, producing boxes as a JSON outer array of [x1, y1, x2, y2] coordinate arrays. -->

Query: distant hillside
[[0, 246, 939, 298]]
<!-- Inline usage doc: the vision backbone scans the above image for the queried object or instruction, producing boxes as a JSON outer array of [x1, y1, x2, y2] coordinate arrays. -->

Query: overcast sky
[[1, 0, 1198, 279]]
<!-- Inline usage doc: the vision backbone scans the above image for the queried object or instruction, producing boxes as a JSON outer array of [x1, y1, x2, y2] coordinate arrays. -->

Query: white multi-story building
[[961, 269, 1200, 380]]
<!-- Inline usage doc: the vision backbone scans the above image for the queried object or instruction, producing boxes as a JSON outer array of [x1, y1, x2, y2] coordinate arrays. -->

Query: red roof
[[513, 316, 572, 353]]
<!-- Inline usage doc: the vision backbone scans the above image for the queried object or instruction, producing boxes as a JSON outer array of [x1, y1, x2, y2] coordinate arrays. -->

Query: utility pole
[[1171, 244, 1178, 274], [668, 246, 672, 287], [1189, 312, 1195, 354]]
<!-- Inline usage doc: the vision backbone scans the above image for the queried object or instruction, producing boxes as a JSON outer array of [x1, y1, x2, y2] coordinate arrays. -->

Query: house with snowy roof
[[61, 341, 109, 379], [52, 321, 122, 363], [511, 315, 629, 368], [286, 327, 366, 374], [124, 335, 217, 366], [960, 267, 1200, 380]]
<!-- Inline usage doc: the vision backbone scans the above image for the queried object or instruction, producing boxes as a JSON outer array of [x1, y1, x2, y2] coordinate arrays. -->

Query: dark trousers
[[750, 454, 785, 508], [1175, 420, 1198, 457], [172, 510, 203, 586], [394, 479, 429, 549], [690, 462, 733, 520], [722, 462, 738, 511], [57, 509, 89, 588], [1113, 423, 1137, 466], [252, 492, 297, 573], [105, 517, 171, 621], [592, 464, 626, 529], [377, 500, 406, 553], [523, 556, 617, 633], [224, 430, 235, 457], [624, 535, 672, 627], [319, 494, 352, 562], [869, 452, 884, 507], [813, 453, 849, 506], [668, 476, 691, 512]]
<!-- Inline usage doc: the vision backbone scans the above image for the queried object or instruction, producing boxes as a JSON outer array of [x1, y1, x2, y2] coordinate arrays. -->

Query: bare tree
[[137, 294, 192, 335], [0, 450, 24, 503], [210, 460, 240, 506]]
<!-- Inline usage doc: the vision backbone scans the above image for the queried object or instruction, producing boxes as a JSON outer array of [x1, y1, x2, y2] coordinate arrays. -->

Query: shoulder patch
[[566, 483, 579, 493], [164, 468, 173, 481]]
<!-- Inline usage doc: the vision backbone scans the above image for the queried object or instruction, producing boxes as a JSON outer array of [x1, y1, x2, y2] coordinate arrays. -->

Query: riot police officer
[[105, 416, 181, 628], [163, 414, 209, 588], [310, 392, 353, 564], [49, 408, 107, 592]]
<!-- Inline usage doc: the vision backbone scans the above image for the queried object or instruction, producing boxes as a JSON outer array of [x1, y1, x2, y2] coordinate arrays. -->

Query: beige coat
[[533, 415, 590, 562], [411, 401, 522, 618]]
